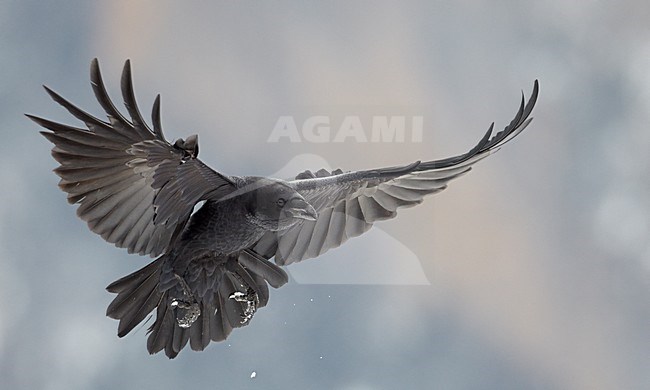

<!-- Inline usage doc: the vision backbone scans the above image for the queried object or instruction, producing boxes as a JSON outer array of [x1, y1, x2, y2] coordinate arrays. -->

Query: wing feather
[[32, 58, 236, 256], [323, 200, 348, 251], [254, 80, 539, 265], [344, 198, 373, 238], [304, 206, 334, 259]]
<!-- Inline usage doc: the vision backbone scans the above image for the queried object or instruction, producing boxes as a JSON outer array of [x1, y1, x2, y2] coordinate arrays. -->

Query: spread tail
[[145, 258, 271, 359], [106, 253, 285, 359]]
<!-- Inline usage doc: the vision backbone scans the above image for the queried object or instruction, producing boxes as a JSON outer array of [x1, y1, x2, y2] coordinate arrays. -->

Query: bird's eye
[[277, 198, 286, 207]]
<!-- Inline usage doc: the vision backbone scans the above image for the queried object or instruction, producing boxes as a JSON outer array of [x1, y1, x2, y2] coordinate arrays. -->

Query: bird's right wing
[[253, 80, 539, 265], [30, 59, 236, 257]]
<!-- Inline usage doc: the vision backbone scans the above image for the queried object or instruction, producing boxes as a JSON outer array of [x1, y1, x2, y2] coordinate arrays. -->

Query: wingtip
[[152, 94, 164, 139], [90, 58, 102, 86], [531, 79, 539, 95], [42, 84, 54, 94], [120, 59, 134, 91], [123, 59, 132, 76], [118, 59, 155, 134], [485, 122, 495, 138], [520, 79, 539, 103], [527, 80, 539, 106], [24, 113, 44, 125], [41, 84, 66, 103], [153, 94, 161, 114]]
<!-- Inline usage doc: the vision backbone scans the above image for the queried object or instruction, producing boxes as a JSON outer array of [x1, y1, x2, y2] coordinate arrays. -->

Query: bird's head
[[244, 178, 318, 231]]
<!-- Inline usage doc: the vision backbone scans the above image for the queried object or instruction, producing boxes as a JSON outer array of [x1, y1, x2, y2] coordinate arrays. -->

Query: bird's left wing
[[253, 80, 538, 265], [30, 59, 236, 257]]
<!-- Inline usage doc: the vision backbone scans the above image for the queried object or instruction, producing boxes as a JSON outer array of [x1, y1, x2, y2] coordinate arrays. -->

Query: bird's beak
[[286, 198, 318, 221]]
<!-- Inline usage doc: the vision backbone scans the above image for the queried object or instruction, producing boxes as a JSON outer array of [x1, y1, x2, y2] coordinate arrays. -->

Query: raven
[[30, 59, 538, 358]]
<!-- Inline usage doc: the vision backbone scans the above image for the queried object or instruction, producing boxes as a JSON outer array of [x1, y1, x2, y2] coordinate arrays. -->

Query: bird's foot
[[171, 273, 200, 328], [170, 298, 201, 328], [229, 287, 259, 325]]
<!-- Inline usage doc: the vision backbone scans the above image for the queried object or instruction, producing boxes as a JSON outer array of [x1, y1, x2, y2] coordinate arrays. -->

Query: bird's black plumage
[[31, 59, 539, 358]]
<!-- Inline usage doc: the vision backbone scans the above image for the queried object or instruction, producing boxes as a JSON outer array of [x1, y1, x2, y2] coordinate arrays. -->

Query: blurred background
[[1, 1, 649, 389]]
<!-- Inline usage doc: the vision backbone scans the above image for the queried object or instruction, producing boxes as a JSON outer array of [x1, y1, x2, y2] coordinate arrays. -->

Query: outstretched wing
[[254, 80, 539, 265], [30, 59, 236, 257]]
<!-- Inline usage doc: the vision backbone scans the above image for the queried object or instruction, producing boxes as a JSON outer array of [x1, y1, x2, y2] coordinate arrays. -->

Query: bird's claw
[[229, 287, 259, 325], [171, 273, 201, 328], [171, 298, 201, 328]]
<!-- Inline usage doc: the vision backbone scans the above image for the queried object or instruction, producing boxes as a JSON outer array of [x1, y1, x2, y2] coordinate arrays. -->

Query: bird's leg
[[228, 273, 259, 325], [170, 273, 200, 328]]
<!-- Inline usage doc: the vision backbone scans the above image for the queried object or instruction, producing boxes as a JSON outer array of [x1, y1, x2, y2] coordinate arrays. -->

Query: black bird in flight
[[30, 59, 538, 358]]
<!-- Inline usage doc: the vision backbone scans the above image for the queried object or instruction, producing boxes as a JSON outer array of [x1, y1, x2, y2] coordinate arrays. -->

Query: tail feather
[[172, 325, 190, 354], [106, 256, 161, 293], [227, 259, 269, 308], [222, 274, 247, 328], [239, 249, 288, 288], [250, 272, 270, 308], [146, 296, 174, 355], [117, 285, 162, 337], [214, 289, 234, 341], [189, 300, 214, 351], [108, 254, 276, 358], [106, 257, 164, 338], [149, 295, 236, 357], [145, 283, 241, 358]]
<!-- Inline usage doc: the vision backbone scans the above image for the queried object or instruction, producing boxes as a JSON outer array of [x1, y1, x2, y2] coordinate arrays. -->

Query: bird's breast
[[178, 199, 266, 255]]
